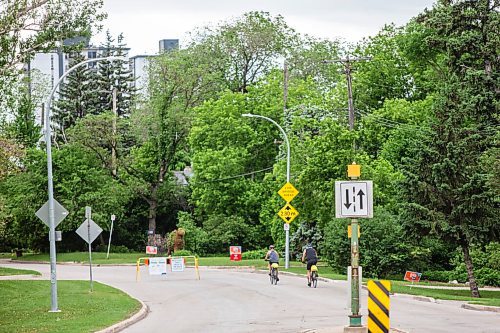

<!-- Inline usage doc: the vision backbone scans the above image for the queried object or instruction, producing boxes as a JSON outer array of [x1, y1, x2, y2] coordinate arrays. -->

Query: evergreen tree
[[95, 31, 135, 117], [53, 53, 98, 142], [400, 0, 499, 298]]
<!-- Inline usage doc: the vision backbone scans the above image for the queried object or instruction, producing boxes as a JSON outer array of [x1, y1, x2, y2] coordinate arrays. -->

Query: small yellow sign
[[278, 203, 299, 224], [347, 225, 361, 238], [278, 182, 299, 202], [348, 163, 361, 178]]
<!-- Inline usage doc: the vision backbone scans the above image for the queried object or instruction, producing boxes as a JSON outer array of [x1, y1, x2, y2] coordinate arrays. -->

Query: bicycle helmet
[[269, 245, 275, 249]]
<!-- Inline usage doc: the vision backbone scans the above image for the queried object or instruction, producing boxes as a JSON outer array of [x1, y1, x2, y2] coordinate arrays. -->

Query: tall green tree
[[95, 31, 135, 116], [52, 53, 98, 141], [192, 11, 297, 93], [0, 0, 106, 118], [400, 0, 499, 297]]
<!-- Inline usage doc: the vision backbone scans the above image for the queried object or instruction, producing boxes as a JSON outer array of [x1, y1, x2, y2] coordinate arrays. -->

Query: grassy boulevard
[[0, 279, 140, 333], [3, 253, 499, 319]]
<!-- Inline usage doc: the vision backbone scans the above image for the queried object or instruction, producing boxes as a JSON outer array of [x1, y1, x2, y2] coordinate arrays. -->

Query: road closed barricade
[[136, 255, 200, 281]]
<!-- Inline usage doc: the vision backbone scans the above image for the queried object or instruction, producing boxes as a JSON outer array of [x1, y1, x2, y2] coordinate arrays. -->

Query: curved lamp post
[[44, 56, 126, 312], [242, 113, 291, 269]]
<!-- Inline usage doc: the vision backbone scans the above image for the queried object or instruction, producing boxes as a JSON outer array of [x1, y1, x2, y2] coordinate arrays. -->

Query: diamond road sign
[[76, 219, 103, 244], [35, 199, 69, 227], [335, 181, 373, 218], [278, 182, 299, 202], [278, 203, 299, 224]]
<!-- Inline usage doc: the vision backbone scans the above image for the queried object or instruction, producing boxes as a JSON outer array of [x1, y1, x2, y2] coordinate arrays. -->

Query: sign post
[[335, 163, 373, 330], [76, 206, 103, 292], [106, 214, 116, 259], [278, 182, 299, 269], [35, 199, 69, 312]]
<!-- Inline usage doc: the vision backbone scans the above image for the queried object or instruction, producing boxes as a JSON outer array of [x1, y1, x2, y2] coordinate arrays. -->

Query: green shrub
[[95, 244, 130, 253], [422, 270, 451, 282], [242, 249, 267, 260], [172, 250, 193, 257], [476, 268, 500, 287]]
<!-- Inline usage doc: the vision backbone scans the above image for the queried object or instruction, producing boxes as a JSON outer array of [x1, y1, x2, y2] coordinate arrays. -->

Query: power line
[[195, 166, 274, 184]]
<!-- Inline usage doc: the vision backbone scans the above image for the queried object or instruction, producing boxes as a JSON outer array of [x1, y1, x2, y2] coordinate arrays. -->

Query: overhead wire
[[195, 166, 274, 184]]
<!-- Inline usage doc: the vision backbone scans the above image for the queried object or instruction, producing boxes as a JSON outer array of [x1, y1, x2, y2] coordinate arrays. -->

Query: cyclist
[[301, 242, 318, 287], [265, 245, 279, 281]]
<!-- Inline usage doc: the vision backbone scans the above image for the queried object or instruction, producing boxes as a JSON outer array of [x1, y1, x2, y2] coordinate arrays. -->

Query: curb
[[461, 303, 500, 313], [412, 295, 436, 303], [0, 274, 42, 280], [95, 296, 149, 333]]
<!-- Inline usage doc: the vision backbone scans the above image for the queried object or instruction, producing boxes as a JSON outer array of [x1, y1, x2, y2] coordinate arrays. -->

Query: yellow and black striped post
[[367, 280, 391, 333]]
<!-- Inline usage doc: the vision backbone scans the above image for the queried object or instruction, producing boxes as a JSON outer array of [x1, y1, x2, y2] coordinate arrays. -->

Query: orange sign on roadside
[[404, 271, 422, 282], [230, 246, 242, 261], [146, 246, 157, 254]]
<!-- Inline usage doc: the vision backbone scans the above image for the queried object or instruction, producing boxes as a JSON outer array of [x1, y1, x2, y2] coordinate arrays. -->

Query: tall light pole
[[241, 113, 291, 269], [44, 56, 126, 312]]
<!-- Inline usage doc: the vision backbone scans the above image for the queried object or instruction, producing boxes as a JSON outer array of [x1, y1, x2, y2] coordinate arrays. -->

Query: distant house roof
[[173, 166, 193, 186]]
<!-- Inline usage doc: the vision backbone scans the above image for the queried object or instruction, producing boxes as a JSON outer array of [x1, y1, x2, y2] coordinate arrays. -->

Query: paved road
[[1, 261, 499, 333]]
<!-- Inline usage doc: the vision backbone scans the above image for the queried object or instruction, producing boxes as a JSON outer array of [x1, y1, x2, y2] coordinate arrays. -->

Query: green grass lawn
[[390, 280, 500, 307], [0, 267, 41, 276], [0, 280, 141, 333], [12, 252, 146, 265]]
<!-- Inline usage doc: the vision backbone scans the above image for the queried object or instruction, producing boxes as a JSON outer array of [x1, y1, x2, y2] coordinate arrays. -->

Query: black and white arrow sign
[[335, 181, 373, 218]]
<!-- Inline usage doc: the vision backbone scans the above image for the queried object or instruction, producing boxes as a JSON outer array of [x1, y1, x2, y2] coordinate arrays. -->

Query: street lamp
[[241, 113, 291, 269], [44, 56, 126, 312]]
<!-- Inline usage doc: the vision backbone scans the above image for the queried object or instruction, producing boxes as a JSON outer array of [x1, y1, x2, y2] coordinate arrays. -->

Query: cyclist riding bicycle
[[265, 245, 279, 281], [301, 242, 318, 287]]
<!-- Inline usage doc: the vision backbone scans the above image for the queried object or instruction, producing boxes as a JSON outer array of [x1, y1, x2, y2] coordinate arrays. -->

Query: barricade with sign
[[136, 255, 200, 281], [171, 257, 185, 272], [148, 257, 167, 275]]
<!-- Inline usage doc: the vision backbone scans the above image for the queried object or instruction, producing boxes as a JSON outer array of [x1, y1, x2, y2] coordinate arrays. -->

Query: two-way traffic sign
[[335, 181, 373, 218]]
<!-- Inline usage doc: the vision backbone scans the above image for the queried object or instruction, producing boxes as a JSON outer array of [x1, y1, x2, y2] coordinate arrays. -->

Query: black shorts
[[307, 260, 317, 270], [269, 261, 279, 267]]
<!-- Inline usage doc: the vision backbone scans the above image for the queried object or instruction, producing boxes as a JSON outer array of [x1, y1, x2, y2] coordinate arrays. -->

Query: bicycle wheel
[[312, 271, 318, 288], [272, 268, 278, 285], [270, 268, 276, 285]]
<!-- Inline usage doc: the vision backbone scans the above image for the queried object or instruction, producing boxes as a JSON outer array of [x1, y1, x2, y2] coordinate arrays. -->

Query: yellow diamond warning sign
[[278, 203, 299, 224], [278, 182, 299, 202]]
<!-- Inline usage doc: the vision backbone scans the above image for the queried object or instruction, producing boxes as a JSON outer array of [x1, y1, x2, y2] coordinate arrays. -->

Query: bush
[[476, 268, 500, 287], [95, 244, 131, 253], [421, 270, 451, 282], [242, 249, 267, 260], [172, 250, 193, 257]]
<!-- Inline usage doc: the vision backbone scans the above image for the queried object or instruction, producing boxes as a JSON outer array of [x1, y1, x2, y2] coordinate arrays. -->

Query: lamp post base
[[348, 314, 362, 327]]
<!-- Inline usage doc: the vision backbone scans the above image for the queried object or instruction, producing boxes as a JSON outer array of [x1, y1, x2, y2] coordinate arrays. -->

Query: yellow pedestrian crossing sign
[[278, 182, 299, 202], [278, 203, 299, 223]]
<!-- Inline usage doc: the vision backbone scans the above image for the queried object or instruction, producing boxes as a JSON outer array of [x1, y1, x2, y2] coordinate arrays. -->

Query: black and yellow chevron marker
[[368, 280, 391, 333]]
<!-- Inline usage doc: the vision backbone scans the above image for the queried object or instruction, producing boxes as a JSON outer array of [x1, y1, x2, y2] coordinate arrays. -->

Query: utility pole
[[283, 61, 289, 114], [323, 57, 371, 132], [112, 87, 117, 177], [324, 56, 370, 332]]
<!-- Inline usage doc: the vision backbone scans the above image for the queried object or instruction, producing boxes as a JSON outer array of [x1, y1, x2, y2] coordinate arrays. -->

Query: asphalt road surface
[[1, 261, 499, 333]]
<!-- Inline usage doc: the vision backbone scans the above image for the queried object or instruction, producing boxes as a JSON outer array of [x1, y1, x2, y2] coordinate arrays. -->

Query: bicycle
[[309, 264, 318, 288], [265, 259, 279, 285]]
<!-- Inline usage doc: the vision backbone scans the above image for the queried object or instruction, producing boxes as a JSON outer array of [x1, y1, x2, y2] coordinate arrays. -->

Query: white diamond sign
[[35, 199, 69, 227], [76, 219, 103, 244]]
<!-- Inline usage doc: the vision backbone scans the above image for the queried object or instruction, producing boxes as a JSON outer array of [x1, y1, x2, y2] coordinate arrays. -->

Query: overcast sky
[[94, 0, 436, 57]]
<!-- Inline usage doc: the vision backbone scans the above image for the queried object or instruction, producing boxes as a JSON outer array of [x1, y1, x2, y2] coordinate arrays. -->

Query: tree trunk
[[147, 199, 158, 246], [460, 237, 481, 298]]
